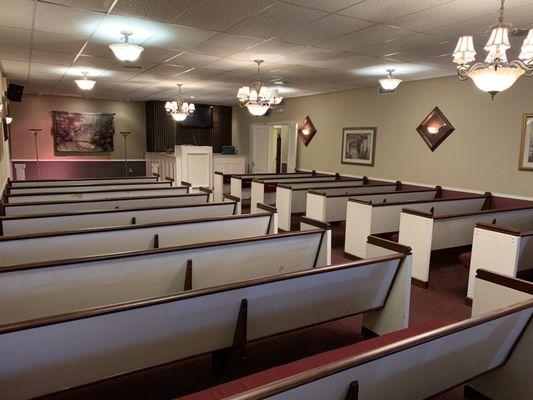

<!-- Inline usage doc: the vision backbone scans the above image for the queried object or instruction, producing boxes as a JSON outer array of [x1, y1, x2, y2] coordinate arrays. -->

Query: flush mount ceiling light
[[237, 60, 283, 117], [453, 0, 532, 99], [164, 84, 195, 122], [74, 72, 96, 90], [378, 69, 402, 90], [109, 31, 144, 62]]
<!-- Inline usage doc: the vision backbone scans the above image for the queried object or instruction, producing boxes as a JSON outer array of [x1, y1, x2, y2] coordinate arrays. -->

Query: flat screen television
[[181, 105, 213, 128]]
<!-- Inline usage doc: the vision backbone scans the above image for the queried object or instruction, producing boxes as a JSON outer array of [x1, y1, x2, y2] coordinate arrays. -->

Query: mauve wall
[[9, 94, 146, 179]]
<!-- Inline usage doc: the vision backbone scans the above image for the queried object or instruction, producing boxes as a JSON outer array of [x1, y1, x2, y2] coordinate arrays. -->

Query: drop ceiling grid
[[0, 0, 531, 102]]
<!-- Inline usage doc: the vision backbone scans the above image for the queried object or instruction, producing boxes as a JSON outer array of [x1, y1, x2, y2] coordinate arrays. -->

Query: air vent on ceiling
[[123, 65, 143, 70]]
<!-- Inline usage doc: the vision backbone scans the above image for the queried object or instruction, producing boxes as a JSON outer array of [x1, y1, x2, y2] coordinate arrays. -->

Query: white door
[[251, 124, 269, 173]]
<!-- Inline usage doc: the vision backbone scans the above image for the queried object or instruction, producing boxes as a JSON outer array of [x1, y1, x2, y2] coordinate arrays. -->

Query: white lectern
[[174, 145, 213, 187]]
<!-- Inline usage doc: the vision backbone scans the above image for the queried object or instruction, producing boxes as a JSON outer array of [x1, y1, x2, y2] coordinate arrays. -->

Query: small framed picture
[[341, 127, 376, 166], [519, 113, 533, 171]]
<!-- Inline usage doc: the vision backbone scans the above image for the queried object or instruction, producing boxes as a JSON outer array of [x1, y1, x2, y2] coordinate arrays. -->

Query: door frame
[[249, 120, 297, 173]]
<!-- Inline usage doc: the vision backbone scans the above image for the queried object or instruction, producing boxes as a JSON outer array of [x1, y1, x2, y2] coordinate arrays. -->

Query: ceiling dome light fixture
[[378, 68, 402, 90], [453, 0, 532, 99], [74, 71, 96, 90], [164, 84, 195, 122], [237, 60, 283, 117], [109, 31, 144, 62]]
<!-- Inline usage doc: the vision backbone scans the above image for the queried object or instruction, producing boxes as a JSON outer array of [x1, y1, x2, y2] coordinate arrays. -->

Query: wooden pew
[[177, 269, 532, 400], [249, 175, 355, 213], [7, 176, 158, 188], [214, 171, 316, 203], [345, 193, 487, 258], [306, 186, 440, 226], [466, 219, 533, 300], [276, 182, 400, 231], [6, 180, 173, 195], [0, 199, 240, 236], [0, 236, 411, 400], [5, 185, 190, 204], [228, 172, 320, 201], [1, 191, 211, 217], [0, 207, 277, 267], [399, 202, 533, 288]]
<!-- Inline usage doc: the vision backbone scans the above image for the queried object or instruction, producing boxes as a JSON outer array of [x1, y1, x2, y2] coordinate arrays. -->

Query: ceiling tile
[[282, 0, 362, 13], [34, 2, 105, 39], [359, 33, 448, 57], [165, 52, 221, 67], [289, 47, 380, 70], [0, 0, 35, 30], [43, 0, 115, 13], [229, 2, 327, 39], [193, 33, 264, 57], [229, 40, 305, 64], [32, 31, 87, 53], [325, 24, 414, 52], [0, 26, 31, 48], [1, 60, 30, 75], [278, 14, 373, 45], [135, 46, 183, 63], [112, 0, 194, 24], [0, 45, 30, 61], [174, 0, 278, 31], [340, 0, 452, 23], [31, 49, 75, 65], [140, 23, 217, 51]]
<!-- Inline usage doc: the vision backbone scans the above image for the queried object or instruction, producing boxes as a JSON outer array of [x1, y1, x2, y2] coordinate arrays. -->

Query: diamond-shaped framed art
[[416, 107, 455, 152], [298, 116, 317, 147]]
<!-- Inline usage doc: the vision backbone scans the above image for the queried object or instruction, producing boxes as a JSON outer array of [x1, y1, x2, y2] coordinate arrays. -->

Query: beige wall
[[0, 70, 11, 191], [9, 94, 146, 160], [233, 75, 533, 197]]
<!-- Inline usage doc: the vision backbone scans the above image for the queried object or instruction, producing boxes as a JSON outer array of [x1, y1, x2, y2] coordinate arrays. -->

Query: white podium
[[146, 145, 213, 188], [174, 145, 213, 188]]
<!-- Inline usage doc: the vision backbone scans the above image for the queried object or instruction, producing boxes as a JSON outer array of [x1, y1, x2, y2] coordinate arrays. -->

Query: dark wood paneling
[[145, 101, 232, 152]]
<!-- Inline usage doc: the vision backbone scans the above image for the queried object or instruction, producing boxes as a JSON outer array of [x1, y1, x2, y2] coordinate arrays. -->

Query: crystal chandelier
[[237, 60, 283, 117], [453, 0, 533, 99], [378, 69, 402, 90], [75, 72, 96, 90], [109, 31, 144, 62], [164, 84, 195, 122]]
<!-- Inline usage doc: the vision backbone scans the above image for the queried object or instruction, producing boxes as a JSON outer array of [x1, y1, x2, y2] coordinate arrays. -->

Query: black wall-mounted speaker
[[7, 83, 24, 102]]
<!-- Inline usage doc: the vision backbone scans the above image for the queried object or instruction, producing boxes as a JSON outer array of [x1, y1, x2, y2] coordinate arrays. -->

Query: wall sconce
[[416, 107, 455, 151], [298, 115, 317, 146], [5, 115, 13, 125]]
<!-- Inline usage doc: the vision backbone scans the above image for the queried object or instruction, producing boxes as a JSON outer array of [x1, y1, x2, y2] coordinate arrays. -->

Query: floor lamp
[[29, 128, 42, 179], [120, 131, 131, 176]]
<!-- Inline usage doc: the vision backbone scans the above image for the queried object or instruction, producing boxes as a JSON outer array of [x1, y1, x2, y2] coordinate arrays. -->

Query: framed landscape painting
[[51, 111, 115, 153], [341, 127, 376, 166], [519, 113, 533, 170]]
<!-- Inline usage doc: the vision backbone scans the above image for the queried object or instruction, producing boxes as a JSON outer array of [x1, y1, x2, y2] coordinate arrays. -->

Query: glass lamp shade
[[270, 88, 283, 104], [378, 77, 402, 90], [171, 112, 188, 122], [237, 86, 250, 101], [75, 78, 96, 90], [188, 103, 196, 112], [468, 66, 525, 97], [246, 103, 269, 116], [519, 29, 533, 62], [109, 43, 144, 62], [484, 26, 510, 62], [453, 35, 477, 64]]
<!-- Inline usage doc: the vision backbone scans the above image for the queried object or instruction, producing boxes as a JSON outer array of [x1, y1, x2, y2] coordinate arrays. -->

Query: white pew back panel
[[1, 202, 237, 236], [306, 189, 437, 224], [0, 230, 327, 324], [8, 181, 172, 194], [276, 183, 398, 231], [467, 223, 533, 299], [400, 206, 533, 286], [9, 176, 157, 187], [6, 187, 189, 203], [2, 193, 207, 217], [345, 196, 486, 258], [229, 173, 315, 200], [0, 249, 405, 400], [0, 213, 275, 267]]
